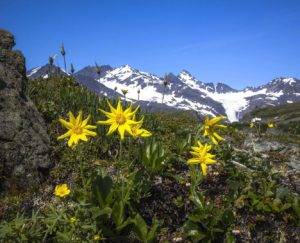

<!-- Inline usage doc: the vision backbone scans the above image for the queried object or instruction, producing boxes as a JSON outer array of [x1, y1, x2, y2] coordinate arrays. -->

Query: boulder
[[0, 29, 52, 191]]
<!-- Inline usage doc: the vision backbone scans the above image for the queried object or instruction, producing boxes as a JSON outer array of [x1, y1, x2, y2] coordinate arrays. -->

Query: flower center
[[116, 113, 126, 125], [73, 126, 83, 134]]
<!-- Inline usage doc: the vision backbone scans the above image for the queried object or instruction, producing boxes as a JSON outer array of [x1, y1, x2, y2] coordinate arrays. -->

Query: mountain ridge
[[27, 64, 300, 122]]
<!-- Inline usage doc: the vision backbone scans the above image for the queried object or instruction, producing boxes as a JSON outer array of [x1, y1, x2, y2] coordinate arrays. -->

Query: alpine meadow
[[0, 1, 300, 242]]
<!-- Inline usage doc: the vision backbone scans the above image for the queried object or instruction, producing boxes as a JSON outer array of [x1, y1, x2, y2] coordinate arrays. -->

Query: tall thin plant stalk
[[70, 63, 75, 76], [48, 56, 54, 78], [95, 62, 101, 78], [137, 89, 140, 101], [162, 75, 169, 104], [60, 43, 67, 74]]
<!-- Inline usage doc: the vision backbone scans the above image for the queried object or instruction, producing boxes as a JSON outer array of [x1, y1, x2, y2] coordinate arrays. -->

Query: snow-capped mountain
[[26, 64, 300, 122], [96, 65, 225, 116], [27, 64, 67, 79]]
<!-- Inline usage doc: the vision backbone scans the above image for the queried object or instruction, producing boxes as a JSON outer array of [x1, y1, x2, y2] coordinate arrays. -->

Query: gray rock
[[243, 134, 283, 153], [252, 141, 283, 153], [0, 29, 52, 191], [0, 30, 15, 50]]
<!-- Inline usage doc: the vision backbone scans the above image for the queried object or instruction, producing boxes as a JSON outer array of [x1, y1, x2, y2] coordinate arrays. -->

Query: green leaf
[[112, 201, 125, 228], [91, 172, 113, 207]]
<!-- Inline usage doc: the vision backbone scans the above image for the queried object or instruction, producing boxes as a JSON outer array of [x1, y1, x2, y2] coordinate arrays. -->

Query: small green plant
[[131, 214, 159, 243], [183, 192, 235, 242], [139, 137, 167, 174]]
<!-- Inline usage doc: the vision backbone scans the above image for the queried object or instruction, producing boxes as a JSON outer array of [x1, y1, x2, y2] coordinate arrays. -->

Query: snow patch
[[282, 78, 296, 85], [206, 89, 267, 122], [27, 66, 41, 77]]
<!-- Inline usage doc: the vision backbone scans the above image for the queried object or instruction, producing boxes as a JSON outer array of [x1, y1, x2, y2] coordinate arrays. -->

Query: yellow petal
[[116, 100, 123, 113], [191, 151, 200, 157], [68, 136, 75, 147], [78, 134, 88, 141], [107, 123, 119, 135], [59, 118, 73, 129], [201, 163, 207, 175], [75, 111, 83, 126], [107, 100, 117, 113], [140, 129, 152, 137], [213, 132, 224, 141], [73, 135, 80, 145], [209, 116, 224, 125], [124, 103, 133, 114], [124, 124, 134, 136], [68, 111, 76, 124], [187, 158, 200, 164], [126, 119, 141, 125], [118, 125, 126, 140], [197, 141, 203, 147], [126, 105, 139, 117], [84, 125, 97, 130], [215, 124, 227, 129], [83, 129, 97, 137], [99, 109, 115, 118], [205, 158, 216, 164], [211, 136, 218, 145], [97, 119, 113, 125], [57, 130, 71, 140], [81, 115, 91, 127], [203, 129, 209, 136]]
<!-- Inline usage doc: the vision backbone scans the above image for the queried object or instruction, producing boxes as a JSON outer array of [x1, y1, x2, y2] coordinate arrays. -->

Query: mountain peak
[[177, 69, 204, 89], [178, 69, 194, 79], [119, 64, 135, 72], [274, 77, 297, 85], [179, 69, 192, 76]]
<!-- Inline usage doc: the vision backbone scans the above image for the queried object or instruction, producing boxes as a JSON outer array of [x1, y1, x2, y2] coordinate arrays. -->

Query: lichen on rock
[[0, 29, 52, 191]]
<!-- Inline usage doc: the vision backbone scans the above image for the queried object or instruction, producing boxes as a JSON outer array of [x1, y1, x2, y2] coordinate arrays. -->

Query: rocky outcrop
[[0, 30, 52, 191]]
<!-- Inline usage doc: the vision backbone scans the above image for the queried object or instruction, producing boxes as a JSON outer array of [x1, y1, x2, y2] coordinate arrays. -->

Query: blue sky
[[1, 0, 299, 89]]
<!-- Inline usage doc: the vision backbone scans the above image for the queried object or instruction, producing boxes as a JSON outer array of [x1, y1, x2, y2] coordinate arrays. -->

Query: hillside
[[243, 102, 300, 123], [1, 74, 299, 242]]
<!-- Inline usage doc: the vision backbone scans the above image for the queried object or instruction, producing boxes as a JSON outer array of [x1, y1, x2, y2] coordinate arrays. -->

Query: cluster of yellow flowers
[[187, 116, 227, 176], [249, 121, 275, 128], [57, 100, 151, 148], [98, 100, 151, 140], [55, 103, 227, 198]]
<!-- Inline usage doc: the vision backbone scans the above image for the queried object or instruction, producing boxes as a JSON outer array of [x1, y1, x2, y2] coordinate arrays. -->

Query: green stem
[[119, 139, 123, 162], [80, 159, 85, 187], [116, 139, 123, 182]]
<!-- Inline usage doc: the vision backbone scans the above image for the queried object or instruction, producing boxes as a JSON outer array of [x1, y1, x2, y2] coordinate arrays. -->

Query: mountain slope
[[27, 64, 67, 79]]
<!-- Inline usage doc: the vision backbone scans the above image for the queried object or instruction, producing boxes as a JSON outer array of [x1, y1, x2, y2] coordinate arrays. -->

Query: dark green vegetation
[[243, 102, 300, 123], [0, 77, 299, 242], [241, 102, 300, 144]]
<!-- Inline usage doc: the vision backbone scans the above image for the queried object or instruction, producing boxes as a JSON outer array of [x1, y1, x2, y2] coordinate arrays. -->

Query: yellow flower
[[187, 141, 216, 176], [70, 217, 77, 224], [97, 100, 140, 140], [203, 116, 227, 145], [131, 116, 152, 138], [58, 111, 97, 147], [93, 234, 101, 241], [249, 122, 254, 128], [267, 122, 275, 128], [54, 184, 70, 197]]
